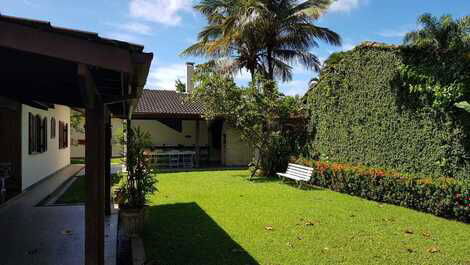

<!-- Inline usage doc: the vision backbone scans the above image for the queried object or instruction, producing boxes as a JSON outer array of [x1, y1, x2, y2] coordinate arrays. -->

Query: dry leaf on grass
[[304, 220, 320, 226], [406, 248, 415, 253], [422, 231, 431, 238], [265, 225, 273, 231], [427, 246, 440, 253], [404, 229, 414, 234]]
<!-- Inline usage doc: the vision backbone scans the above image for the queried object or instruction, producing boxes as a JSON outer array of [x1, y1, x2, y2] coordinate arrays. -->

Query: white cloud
[[378, 30, 408, 38], [329, 0, 365, 13], [146, 64, 187, 90], [118, 22, 153, 35], [281, 80, 310, 96], [341, 42, 356, 51], [102, 32, 143, 44], [129, 0, 192, 26], [23, 0, 39, 8], [378, 25, 415, 38]]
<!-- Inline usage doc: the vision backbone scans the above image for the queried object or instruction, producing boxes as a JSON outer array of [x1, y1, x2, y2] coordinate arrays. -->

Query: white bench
[[277, 163, 314, 188]]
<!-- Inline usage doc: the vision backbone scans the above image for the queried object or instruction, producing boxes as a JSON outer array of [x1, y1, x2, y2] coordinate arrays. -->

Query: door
[[0, 98, 22, 200]]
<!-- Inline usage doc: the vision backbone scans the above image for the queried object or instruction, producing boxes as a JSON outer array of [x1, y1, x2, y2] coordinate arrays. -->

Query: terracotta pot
[[120, 207, 146, 237]]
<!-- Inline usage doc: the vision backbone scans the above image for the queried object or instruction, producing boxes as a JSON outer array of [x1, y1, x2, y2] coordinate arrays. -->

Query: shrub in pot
[[116, 126, 157, 236]]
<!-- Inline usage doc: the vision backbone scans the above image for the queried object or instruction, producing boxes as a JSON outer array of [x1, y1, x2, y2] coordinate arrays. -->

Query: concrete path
[[0, 165, 118, 265]]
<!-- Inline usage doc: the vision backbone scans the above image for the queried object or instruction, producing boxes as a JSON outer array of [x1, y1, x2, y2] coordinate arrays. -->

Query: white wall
[[132, 119, 209, 146], [21, 104, 71, 190], [221, 123, 253, 166], [71, 118, 124, 158]]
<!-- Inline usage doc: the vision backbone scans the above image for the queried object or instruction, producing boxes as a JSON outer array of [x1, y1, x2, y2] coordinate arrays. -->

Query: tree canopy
[[182, 0, 341, 82]]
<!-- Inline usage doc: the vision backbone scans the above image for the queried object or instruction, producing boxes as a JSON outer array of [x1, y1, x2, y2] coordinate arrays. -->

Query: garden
[[109, 3, 470, 265]]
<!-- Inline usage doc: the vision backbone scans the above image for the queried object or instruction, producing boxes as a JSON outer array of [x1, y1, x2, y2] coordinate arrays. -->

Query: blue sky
[[2, 0, 469, 96]]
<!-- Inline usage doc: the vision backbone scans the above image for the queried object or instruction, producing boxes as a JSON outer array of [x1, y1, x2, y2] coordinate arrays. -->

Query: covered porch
[[0, 14, 152, 265]]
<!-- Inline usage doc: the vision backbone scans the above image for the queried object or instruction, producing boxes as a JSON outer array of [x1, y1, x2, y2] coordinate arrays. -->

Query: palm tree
[[404, 13, 470, 51], [182, 0, 341, 82]]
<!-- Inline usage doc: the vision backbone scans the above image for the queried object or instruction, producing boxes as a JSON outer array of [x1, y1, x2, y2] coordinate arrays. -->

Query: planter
[[120, 207, 146, 237]]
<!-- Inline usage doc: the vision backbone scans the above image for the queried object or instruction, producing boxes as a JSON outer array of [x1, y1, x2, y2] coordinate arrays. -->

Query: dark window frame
[[28, 113, 48, 154]]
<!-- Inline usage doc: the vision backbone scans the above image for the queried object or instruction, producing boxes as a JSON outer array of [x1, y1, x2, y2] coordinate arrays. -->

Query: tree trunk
[[267, 46, 274, 80]]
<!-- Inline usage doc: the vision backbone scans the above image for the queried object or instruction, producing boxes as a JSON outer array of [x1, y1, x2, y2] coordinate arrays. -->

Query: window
[[59, 121, 68, 149], [51, 117, 56, 139], [28, 113, 47, 154]]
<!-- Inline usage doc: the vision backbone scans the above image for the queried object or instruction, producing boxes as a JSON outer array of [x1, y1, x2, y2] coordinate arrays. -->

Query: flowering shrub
[[294, 158, 470, 223]]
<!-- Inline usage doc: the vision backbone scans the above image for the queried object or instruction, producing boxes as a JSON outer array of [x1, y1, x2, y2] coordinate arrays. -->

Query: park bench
[[277, 163, 314, 188]]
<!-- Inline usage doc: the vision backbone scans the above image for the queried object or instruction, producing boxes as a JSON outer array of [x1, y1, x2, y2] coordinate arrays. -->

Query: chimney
[[186, 62, 194, 93]]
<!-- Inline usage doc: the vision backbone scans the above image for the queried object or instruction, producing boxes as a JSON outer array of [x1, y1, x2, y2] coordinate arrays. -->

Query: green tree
[[182, 0, 341, 82], [401, 13, 470, 111], [175, 79, 186, 93], [189, 66, 306, 178], [404, 13, 470, 51]]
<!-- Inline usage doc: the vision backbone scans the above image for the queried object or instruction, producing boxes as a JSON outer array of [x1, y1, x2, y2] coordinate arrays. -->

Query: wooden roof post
[[85, 100, 106, 265], [105, 111, 112, 216], [82, 61, 106, 265], [195, 119, 200, 168]]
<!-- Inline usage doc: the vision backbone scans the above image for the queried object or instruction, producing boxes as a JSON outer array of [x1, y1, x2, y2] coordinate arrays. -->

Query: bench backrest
[[286, 163, 314, 181]]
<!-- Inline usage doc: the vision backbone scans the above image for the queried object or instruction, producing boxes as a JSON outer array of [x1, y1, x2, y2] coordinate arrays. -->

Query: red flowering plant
[[456, 192, 470, 207], [291, 157, 470, 223]]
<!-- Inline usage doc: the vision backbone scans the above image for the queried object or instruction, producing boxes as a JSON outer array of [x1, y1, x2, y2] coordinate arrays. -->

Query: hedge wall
[[306, 43, 470, 178]]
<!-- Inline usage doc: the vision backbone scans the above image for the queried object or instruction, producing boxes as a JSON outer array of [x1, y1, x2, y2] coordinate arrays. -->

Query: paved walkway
[[0, 165, 118, 265]]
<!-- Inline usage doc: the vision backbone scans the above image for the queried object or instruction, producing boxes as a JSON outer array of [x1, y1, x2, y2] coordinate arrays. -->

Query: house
[[0, 14, 153, 265], [71, 63, 254, 168], [131, 63, 254, 168], [70, 112, 125, 158], [0, 98, 71, 197]]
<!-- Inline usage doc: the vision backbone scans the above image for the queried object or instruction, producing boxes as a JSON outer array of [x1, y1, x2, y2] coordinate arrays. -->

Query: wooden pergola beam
[[105, 113, 112, 216], [0, 21, 133, 73]]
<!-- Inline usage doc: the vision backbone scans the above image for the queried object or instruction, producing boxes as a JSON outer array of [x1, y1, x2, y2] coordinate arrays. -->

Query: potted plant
[[116, 126, 157, 236]]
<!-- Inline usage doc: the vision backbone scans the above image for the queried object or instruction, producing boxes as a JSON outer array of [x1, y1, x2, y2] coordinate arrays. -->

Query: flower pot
[[120, 207, 146, 237]]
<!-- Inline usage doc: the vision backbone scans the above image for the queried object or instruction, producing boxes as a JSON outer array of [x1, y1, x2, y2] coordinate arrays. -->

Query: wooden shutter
[[36, 115, 41, 153], [65, 123, 68, 148], [43, 117, 48, 152], [58, 121, 63, 149], [28, 113, 33, 154]]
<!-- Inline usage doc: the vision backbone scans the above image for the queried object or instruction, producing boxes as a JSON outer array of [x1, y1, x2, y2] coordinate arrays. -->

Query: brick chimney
[[186, 62, 194, 93]]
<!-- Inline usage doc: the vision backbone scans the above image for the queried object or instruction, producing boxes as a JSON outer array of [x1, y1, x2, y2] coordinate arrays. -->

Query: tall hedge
[[306, 43, 470, 178]]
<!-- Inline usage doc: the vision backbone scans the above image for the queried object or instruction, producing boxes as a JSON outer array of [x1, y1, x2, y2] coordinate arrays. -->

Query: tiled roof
[[135, 89, 204, 116]]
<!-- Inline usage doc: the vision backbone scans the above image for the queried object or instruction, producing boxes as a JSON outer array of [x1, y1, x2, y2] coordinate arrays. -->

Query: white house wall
[[71, 118, 124, 158], [132, 119, 209, 146], [222, 123, 253, 166], [21, 104, 70, 190]]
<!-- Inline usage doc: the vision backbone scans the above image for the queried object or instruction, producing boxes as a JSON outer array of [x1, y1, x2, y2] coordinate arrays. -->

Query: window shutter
[[43, 117, 48, 152], [65, 123, 68, 148], [34, 115, 42, 152], [29, 113, 33, 154]]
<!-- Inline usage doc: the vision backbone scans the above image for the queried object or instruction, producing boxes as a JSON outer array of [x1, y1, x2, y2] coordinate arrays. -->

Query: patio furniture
[[0, 162, 12, 203], [277, 163, 313, 188], [149, 151, 195, 169]]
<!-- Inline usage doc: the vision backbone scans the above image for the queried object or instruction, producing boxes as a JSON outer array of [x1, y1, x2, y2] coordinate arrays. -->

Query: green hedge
[[295, 158, 470, 223], [306, 43, 470, 178]]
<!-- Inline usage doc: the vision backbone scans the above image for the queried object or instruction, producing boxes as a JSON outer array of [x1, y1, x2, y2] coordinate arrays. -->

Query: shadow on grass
[[143, 203, 259, 265]]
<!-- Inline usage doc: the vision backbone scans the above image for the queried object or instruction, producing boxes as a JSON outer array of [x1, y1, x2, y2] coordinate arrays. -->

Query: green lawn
[[56, 176, 86, 204], [55, 174, 120, 204], [71, 158, 124, 165], [143, 170, 470, 265]]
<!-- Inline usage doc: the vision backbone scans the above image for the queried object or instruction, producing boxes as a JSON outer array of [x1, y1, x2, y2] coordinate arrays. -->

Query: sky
[[2, 0, 469, 96]]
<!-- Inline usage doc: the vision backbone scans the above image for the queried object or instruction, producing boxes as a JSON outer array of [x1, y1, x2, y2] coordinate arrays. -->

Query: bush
[[294, 157, 470, 223], [306, 43, 470, 178]]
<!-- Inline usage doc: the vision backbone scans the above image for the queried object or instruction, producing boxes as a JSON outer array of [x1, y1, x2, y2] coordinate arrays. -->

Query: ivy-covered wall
[[307, 43, 470, 178]]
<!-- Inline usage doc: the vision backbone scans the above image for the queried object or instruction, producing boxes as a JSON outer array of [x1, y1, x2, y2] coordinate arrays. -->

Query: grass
[[55, 176, 86, 204], [143, 170, 470, 265], [55, 174, 120, 204], [71, 157, 124, 165]]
